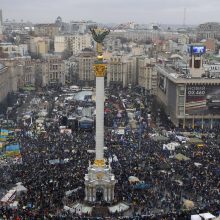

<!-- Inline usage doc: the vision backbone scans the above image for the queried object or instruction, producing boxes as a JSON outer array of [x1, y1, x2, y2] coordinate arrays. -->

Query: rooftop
[[156, 63, 220, 84]]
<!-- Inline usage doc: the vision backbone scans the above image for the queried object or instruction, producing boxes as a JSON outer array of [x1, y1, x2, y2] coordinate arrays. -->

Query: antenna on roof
[[183, 7, 186, 27]]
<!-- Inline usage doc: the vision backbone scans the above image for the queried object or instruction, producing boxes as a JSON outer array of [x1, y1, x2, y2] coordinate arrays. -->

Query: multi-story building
[[78, 49, 96, 86], [197, 22, 220, 40], [41, 55, 65, 86], [0, 63, 11, 103], [0, 60, 20, 113], [107, 54, 124, 87], [68, 20, 97, 34], [18, 57, 35, 86], [0, 43, 28, 58], [0, 9, 3, 36], [54, 34, 93, 54], [29, 37, 49, 57], [204, 62, 220, 78], [54, 35, 66, 53], [64, 56, 79, 84], [156, 45, 220, 128], [138, 57, 157, 95], [34, 23, 60, 38], [106, 53, 137, 87]]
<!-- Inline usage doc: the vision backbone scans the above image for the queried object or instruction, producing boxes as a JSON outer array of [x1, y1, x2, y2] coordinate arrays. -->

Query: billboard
[[187, 45, 206, 55], [186, 85, 220, 114]]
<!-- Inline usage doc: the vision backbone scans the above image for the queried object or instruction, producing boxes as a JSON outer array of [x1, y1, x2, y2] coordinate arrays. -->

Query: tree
[[61, 48, 72, 60]]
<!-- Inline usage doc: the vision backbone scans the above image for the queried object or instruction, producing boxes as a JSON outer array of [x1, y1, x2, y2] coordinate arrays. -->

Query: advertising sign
[[187, 45, 206, 55], [159, 74, 166, 93], [186, 85, 220, 114]]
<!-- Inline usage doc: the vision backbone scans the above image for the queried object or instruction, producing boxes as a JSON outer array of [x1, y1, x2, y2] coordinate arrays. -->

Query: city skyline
[[1, 0, 220, 25]]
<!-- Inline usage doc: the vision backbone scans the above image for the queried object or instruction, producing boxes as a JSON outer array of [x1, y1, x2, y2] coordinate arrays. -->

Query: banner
[[6, 144, 20, 152], [0, 129, 10, 136], [186, 85, 220, 114]]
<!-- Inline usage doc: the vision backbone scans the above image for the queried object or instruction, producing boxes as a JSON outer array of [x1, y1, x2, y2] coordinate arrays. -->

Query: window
[[179, 87, 185, 95], [179, 96, 185, 105]]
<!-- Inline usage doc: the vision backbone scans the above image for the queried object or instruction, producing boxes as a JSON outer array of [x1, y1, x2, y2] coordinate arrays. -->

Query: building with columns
[[197, 22, 220, 40], [106, 53, 137, 87]]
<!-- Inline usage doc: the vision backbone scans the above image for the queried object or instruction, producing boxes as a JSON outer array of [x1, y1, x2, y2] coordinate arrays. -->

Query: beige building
[[41, 55, 65, 86], [34, 24, 60, 38], [54, 34, 93, 54], [0, 61, 20, 109], [106, 53, 136, 87], [107, 54, 124, 87], [29, 37, 49, 57], [1, 57, 36, 89], [54, 35, 66, 53], [138, 57, 157, 95], [18, 57, 35, 86], [78, 49, 96, 86], [0, 63, 12, 103]]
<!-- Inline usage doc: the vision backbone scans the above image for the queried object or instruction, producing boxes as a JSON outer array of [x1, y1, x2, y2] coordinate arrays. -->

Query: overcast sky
[[1, 0, 220, 25]]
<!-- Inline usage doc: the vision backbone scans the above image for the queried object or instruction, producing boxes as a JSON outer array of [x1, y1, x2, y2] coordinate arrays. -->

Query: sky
[[1, 0, 220, 25]]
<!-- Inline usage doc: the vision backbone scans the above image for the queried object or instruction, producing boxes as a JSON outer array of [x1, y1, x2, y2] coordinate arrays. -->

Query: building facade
[[41, 55, 65, 86], [197, 22, 220, 40], [138, 57, 157, 95], [29, 37, 49, 57], [64, 56, 79, 85], [78, 49, 96, 86], [156, 63, 220, 128], [54, 34, 93, 54], [34, 24, 60, 38]]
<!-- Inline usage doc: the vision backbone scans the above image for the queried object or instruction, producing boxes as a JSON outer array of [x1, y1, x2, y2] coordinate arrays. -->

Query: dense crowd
[[0, 85, 219, 219]]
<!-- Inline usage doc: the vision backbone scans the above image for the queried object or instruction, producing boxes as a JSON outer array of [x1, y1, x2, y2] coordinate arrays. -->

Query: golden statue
[[90, 26, 109, 77]]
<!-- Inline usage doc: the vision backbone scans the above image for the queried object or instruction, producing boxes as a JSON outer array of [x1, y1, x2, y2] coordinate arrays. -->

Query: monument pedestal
[[85, 162, 116, 202]]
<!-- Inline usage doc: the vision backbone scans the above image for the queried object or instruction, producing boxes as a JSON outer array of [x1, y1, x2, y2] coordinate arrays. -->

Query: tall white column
[[96, 77, 104, 160]]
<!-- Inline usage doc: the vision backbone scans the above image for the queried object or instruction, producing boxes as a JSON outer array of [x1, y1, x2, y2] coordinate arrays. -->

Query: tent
[[199, 213, 216, 219], [6, 144, 20, 152], [115, 128, 125, 135], [12, 182, 27, 195], [175, 153, 190, 161], [132, 182, 151, 190], [78, 117, 94, 129], [183, 199, 195, 209], [108, 202, 129, 213], [128, 176, 140, 183]]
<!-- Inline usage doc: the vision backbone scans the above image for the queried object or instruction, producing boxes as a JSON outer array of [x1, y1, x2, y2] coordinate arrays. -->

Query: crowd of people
[[0, 85, 219, 219]]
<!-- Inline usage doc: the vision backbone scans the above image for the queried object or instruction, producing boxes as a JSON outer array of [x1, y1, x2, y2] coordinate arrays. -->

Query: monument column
[[84, 27, 116, 203]]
